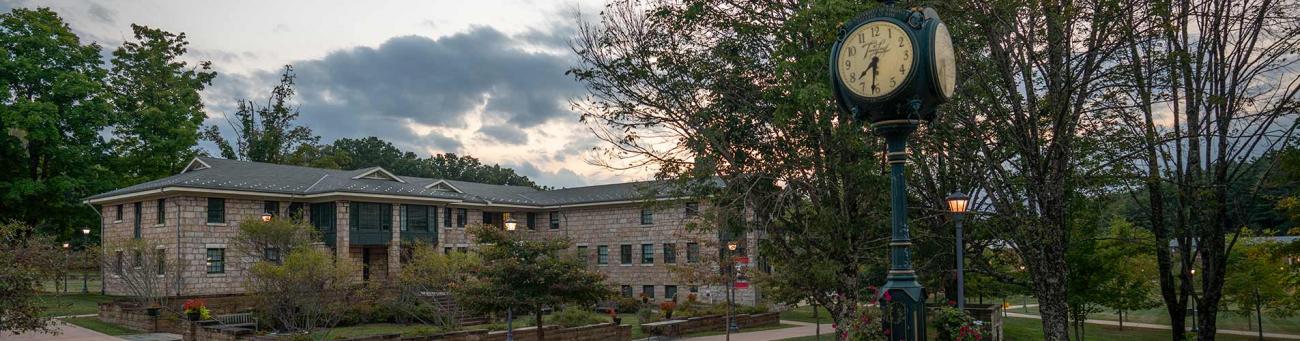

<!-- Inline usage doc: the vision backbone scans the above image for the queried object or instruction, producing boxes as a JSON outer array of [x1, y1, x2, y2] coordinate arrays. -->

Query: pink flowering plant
[[836, 286, 887, 341], [932, 303, 985, 341]]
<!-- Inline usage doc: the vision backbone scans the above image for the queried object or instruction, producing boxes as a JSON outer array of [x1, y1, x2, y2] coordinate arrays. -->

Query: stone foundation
[[97, 302, 184, 333]]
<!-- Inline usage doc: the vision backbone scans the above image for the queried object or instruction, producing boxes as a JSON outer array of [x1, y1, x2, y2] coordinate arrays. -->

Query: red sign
[[734, 281, 749, 289], [734, 256, 750, 264]]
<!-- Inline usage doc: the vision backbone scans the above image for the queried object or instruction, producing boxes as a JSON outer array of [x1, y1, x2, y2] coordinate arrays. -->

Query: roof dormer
[[352, 167, 406, 183], [180, 158, 211, 173], [424, 180, 463, 193]]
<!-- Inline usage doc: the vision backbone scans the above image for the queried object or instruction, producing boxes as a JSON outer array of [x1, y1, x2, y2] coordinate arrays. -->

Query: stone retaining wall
[[97, 302, 184, 333], [639, 312, 780, 337], [245, 323, 631, 341]]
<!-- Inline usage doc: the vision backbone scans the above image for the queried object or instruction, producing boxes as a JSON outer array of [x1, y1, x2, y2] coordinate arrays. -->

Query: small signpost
[[734, 256, 750, 289]]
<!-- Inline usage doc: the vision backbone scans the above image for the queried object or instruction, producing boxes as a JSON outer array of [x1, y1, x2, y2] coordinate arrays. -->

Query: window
[[444, 247, 452, 255], [577, 246, 589, 262], [549, 211, 560, 229], [133, 202, 142, 239], [640, 209, 653, 225], [597, 245, 609, 265], [527, 213, 536, 230], [310, 202, 336, 231], [687, 243, 700, 263], [431, 206, 438, 228], [456, 208, 467, 227], [685, 202, 699, 217], [132, 250, 142, 268], [264, 201, 279, 217], [621, 285, 633, 298], [288, 202, 306, 221], [444, 207, 452, 227], [114, 251, 123, 275], [641, 244, 654, 264], [642, 285, 655, 298], [482, 212, 496, 226], [207, 198, 225, 223], [665, 285, 678, 299], [402, 204, 431, 231], [157, 199, 166, 225], [206, 248, 225, 274], [663, 243, 677, 264], [457, 246, 468, 253], [350, 202, 393, 230], [264, 247, 281, 264], [115, 204, 124, 221], [689, 286, 699, 293], [155, 249, 166, 275], [620, 244, 632, 265]]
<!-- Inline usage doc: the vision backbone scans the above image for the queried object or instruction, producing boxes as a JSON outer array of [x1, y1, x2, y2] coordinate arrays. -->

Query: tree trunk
[[1031, 249, 1070, 341], [535, 309, 544, 341]]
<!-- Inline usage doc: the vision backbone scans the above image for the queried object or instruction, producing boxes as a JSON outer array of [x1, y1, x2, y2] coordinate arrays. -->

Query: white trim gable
[[352, 167, 406, 183], [180, 158, 211, 173], [424, 180, 463, 193]]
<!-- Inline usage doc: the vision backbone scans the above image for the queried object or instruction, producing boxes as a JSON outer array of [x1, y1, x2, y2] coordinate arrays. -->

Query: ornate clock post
[[829, 1, 956, 340]]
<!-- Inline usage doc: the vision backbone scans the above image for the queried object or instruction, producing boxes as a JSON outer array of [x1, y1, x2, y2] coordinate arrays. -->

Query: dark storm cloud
[[205, 25, 582, 151], [506, 161, 592, 188], [478, 125, 529, 145], [86, 3, 113, 24]]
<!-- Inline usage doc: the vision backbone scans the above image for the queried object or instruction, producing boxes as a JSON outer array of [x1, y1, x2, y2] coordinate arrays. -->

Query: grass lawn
[[776, 317, 1270, 341], [63, 317, 140, 336], [1018, 304, 1300, 334], [780, 305, 832, 324], [36, 293, 114, 317], [681, 323, 800, 337]]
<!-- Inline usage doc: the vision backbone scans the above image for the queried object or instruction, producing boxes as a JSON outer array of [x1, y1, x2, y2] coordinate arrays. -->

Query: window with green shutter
[[207, 198, 225, 223]]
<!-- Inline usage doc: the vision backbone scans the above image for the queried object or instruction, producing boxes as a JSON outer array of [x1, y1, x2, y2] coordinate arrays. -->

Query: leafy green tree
[[295, 136, 540, 187], [395, 243, 480, 327], [107, 24, 216, 183], [421, 153, 538, 187], [1221, 231, 1299, 334], [245, 247, 361, 339], [456, 224, 614, 341], [1096, 218, 1160, 330], [0, 7, 112, 236], [204, 65, 319, 163], [0, 221, 61, 334], [229, 217, 319, 263]]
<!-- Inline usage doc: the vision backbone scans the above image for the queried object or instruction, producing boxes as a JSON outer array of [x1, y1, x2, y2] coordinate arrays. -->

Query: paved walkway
[[681, 320, 835, 341], [1005, 305, 1300, 340], [0, 321, 120, 341]]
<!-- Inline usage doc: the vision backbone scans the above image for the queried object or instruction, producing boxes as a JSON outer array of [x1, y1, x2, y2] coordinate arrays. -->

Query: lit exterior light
[[82, 228, 91, 235], [63, 243, 70, 248], [726, 241, 738, 251], [945, 191, 970, 215], [260, 213, 273, 222], [504, 216, 518, 231]]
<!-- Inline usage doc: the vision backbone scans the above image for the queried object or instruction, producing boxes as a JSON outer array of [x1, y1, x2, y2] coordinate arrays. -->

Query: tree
[[0, 221, 61, 334], [1108, 0, 1300, 338], [456, 224, 614, 341], [0, 7, 113, 237], [107, 24, 217, 183], [1096, 218, 1160, 331], [228, 217, 319, 264], [245, 247, 361, 339], [395, 243, 480, 327], [101, 239, 188, 309], [1220, 231, 1299, 335], [570, 0, 898, 335], [204, 65, 319, 164]]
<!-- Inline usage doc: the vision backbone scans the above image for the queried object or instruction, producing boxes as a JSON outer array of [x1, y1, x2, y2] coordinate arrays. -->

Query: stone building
[[86, 157, 759, 305]]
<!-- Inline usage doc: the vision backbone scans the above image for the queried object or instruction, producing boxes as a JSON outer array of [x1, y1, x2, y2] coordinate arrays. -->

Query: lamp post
[[1190, 268, 1198, 334], [81, 228, 91, 294], [726, 241, 738, 341], [1019, 265, 1027, 313], [62, 242, 70, 293], [946, 191, 970, 311], [503, 214, 517, 341]]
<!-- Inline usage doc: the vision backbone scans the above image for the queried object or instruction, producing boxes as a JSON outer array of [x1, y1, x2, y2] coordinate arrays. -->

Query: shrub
[[932, 305, 984, 341], [636, 307, 661, 324], [615, 297, 643, 313], [659, 301, 678, 319], [547, 306, 607, 328]]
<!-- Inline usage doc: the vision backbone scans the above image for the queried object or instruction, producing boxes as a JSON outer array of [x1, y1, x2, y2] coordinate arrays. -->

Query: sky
[[3, 0, 645, 188]]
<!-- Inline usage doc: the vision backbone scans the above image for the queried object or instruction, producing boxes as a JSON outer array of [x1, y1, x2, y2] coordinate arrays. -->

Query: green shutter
[[400, 205, 408, 231], [350, 202, 359, 230]]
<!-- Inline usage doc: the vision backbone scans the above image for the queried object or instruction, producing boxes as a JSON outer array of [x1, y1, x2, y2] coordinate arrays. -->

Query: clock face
[[836, 20, 915, 100], [932, 22, 957, 100]]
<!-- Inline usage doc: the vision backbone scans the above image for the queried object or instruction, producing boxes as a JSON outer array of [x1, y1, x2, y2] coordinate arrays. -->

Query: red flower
[[948, 300, 957, 306]]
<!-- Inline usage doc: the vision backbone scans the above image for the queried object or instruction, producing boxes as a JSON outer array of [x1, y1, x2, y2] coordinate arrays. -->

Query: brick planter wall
[[640, 312, 779, 337], [246, 323, 630, 341], [97, 302, 184, 333]]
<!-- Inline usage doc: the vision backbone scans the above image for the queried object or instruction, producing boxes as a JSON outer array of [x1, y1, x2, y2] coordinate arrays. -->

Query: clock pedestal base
[[874, 121, 927, 341]]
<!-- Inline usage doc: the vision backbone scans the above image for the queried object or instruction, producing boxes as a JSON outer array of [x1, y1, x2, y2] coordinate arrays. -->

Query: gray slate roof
[[87, 157, 678, 207]]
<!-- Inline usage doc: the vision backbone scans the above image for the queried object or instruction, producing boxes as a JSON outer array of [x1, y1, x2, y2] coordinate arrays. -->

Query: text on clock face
[[837, 20, 914, 98]]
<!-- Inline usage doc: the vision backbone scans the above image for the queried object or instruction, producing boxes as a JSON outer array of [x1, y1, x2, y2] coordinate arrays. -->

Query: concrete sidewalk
[[680, 320, 835, 341], [0, 321, 121, 341]]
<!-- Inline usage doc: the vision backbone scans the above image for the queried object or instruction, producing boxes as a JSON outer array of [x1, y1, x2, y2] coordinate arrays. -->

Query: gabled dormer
[[352, 167, 406, 183], [180, 158, 211, 173], [424, 179, 463, 193]]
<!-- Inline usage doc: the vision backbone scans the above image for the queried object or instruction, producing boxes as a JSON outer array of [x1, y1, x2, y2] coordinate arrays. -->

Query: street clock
[[831, 6, 955, 125]]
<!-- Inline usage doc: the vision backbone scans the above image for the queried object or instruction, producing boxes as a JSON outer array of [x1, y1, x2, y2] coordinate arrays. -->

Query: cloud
[[478, 124, 529, 145], [86, 3, 113, 24], [506, 162, 591, 188]]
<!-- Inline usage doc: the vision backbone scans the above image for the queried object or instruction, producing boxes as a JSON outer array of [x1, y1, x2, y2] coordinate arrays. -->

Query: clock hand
[[859, 56, 879, 80]]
